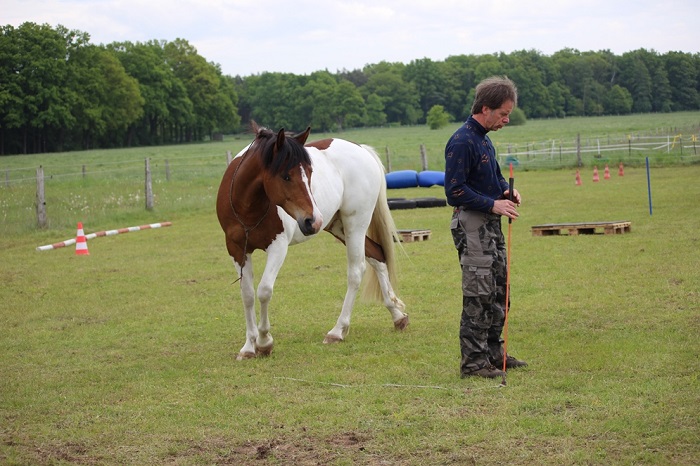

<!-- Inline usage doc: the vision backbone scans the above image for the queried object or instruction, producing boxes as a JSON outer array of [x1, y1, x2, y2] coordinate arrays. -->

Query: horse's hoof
[[323, 334, 344, 344], [236, 351, 256, 360], [393, 315, 409, 331], [256, 344, 274, 356]]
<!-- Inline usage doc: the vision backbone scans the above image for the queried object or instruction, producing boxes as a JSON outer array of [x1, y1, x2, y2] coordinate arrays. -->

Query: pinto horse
[[216, 122, 408, 360]]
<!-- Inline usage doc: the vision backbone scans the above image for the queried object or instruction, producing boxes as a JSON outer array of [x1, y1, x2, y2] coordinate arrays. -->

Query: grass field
[[1, 114, 700, 464]]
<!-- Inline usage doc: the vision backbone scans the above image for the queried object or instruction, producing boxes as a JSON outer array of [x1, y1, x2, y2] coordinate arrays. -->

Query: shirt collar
[[467, 115, 488, 135]]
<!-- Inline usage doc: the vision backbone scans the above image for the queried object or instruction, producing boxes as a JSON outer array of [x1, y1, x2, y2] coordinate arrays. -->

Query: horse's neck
[[231, 156, 270, 221]]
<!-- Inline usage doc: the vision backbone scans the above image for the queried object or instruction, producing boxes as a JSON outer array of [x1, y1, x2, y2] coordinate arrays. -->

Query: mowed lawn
[[1, 147, 700, 462]]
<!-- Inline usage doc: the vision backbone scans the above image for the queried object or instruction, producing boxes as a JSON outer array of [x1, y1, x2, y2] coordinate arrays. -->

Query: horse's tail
[[360, 144, 402, 302]]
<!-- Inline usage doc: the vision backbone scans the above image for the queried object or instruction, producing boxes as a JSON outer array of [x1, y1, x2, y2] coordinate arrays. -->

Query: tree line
[[2, 22, 699, 155]]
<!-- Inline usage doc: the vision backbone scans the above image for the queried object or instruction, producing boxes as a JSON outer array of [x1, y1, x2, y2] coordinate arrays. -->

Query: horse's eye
[[282, 173, 291, 182]]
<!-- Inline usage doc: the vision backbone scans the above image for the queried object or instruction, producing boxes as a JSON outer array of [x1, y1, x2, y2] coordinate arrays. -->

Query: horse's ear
[[250, 120, 260, 134], [275, 128, 286, 150], [294, 126, 311, 145]]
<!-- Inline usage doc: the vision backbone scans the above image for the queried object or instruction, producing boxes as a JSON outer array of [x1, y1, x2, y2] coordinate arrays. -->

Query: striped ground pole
[[36, 222, 172, 251]]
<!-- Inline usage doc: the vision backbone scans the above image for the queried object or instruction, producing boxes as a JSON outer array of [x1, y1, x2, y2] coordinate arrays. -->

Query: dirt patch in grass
[[163, 431, 387, 465], [32, 440, 103, 465]]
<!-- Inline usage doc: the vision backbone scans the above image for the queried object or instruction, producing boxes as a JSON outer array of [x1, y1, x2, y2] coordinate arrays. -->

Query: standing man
[[444, 76, 528, 379]]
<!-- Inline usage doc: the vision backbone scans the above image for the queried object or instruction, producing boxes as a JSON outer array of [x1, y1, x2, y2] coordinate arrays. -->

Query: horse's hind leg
[[366, 257, 409, 330]]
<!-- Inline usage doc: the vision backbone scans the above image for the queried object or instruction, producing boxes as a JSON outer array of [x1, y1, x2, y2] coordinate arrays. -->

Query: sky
[[5, 0, 700, 77]]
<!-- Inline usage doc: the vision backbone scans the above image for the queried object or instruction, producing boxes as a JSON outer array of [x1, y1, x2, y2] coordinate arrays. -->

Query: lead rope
[[228, 145, 271, 285]]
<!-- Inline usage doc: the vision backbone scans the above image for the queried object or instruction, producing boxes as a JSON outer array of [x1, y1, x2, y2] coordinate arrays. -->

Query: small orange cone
[[75, 222, 89, 256], [575, 169, 582, 186], [618, 162, 624, 176], [604, 164, 610, 179], [592, 166, 600, 182]]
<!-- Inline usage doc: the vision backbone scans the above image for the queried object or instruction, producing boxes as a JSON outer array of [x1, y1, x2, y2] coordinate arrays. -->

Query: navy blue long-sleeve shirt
[[444, 116, 509, 213]]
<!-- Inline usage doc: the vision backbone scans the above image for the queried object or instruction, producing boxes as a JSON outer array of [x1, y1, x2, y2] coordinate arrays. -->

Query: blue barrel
[[386, 170, 419, 189], [417, 170, 445, 187]]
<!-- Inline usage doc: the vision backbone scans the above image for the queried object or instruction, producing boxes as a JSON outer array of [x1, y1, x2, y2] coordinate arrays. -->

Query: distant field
[[0, 112, 697, 238], [314, 111, 700, 171]]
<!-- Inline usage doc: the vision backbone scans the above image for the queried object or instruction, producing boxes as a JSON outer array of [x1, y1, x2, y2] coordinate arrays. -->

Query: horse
[[216, 122, 409, 360]]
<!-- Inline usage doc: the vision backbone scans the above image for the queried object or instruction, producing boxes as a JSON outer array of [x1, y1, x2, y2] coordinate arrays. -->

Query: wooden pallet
[[397, 229, 431, 242], [531, 221, 631, 236]]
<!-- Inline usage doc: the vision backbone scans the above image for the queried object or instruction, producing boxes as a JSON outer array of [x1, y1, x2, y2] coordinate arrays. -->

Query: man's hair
[[470, 76, 518, 115]]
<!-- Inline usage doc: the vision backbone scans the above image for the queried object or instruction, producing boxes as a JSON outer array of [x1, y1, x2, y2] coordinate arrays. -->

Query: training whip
[[501, 163, 514, 386]]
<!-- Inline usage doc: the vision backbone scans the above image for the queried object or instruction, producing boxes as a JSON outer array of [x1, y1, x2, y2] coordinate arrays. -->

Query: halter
[[228, 143, 271, 272]]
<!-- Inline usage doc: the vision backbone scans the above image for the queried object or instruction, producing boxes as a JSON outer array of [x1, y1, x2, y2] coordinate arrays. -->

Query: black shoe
[[461, 363, 505, 379], [491, 354, 528, 369]]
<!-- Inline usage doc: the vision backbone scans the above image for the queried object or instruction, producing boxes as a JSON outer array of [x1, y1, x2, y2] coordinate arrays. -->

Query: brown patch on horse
[[305, 138, 334, 151], [326, 230, 387, 263], [363, 236, 386, 262], [216, 147, 285, 266]]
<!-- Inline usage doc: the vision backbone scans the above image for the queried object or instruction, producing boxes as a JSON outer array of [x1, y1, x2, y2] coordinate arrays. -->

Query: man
[[444, 76, 528, 379]]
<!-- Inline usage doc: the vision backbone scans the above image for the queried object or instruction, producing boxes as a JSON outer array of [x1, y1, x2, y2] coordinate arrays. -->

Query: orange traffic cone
[[618, 162, 624, 176], [592, 166, 600, 182], [575, 169, 582, 186], [75, 222, 89, 255], [604, 164, 610, 179]]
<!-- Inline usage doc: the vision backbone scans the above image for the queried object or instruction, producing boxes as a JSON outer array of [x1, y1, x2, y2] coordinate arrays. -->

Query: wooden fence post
[[385, 146, 392, 173], [628, 135, 632, 157], [226, 150, 232, 166], [165, 159, 171, 181], [576, 133, 582, 167], [36, 166, 47, 229], [145, 158, 153, 211]]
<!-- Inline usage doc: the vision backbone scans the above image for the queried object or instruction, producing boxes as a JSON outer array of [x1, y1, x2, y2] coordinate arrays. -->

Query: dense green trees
[[1, 23, 238, 153], [1, 22, 699, 154]]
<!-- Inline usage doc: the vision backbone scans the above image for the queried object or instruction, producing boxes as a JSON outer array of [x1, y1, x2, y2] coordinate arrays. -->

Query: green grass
[[1, 115, 700, 464]]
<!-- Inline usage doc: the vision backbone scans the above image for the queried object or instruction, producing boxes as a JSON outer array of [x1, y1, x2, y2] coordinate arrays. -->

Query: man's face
[[481, 100, 514, 131]]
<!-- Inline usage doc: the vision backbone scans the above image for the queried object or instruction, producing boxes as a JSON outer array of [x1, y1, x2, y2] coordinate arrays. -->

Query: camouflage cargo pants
[[450, 207, 508, 375]]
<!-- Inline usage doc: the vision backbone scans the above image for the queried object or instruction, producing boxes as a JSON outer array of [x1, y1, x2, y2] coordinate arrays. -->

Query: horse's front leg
[[254, 239, 290, 356], [236, 255, 258, 360], [324, 232, 365, 343]]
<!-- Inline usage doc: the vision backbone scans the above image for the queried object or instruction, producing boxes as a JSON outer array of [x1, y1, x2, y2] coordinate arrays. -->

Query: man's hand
[[491, 188, 520, 220], [492, 197, 520, 220], [503, 188, 521, 205]]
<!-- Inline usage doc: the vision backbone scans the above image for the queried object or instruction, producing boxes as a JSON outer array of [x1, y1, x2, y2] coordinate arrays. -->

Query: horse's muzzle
[[299, 215, 322, 236]]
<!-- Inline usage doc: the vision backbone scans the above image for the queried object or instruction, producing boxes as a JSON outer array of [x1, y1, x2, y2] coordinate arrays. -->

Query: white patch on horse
[[299, 163, 323, 232]]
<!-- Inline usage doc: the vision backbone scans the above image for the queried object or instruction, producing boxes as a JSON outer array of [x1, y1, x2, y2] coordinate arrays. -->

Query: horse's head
[[254, 123, 322, 236]]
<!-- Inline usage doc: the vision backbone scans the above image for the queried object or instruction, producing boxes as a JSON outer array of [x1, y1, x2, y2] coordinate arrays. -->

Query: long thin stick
[[501, 163, 514, 386], [646, 157, 653, 216], [36, 222, 172, 251]]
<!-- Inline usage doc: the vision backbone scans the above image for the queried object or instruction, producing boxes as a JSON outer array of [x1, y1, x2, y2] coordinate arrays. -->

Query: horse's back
[[307, 138, 384, 216]]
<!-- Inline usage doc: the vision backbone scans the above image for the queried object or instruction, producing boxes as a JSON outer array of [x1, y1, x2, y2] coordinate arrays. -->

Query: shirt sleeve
[[495, 163, 509, 195]]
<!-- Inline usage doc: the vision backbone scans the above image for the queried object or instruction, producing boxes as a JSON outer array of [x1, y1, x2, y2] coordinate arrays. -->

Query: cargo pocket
[[459, 254, 493, 297]]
